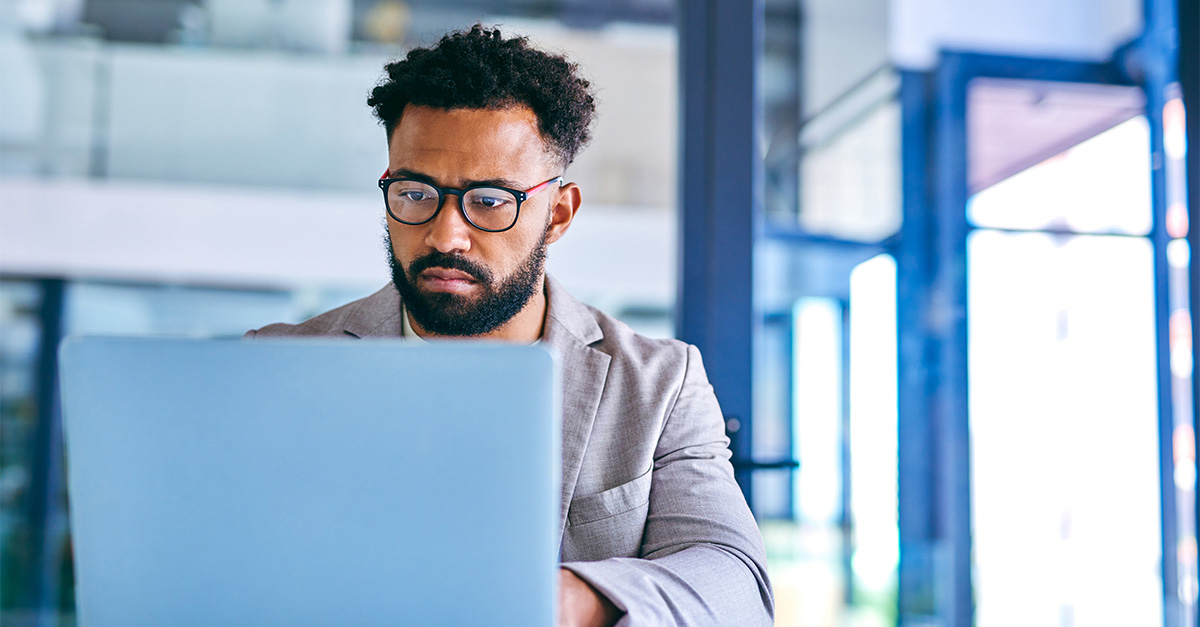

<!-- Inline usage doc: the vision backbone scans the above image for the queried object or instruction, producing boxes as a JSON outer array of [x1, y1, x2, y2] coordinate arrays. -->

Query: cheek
[[473, 239, 523, 277], [387, 223, 422, 263], [501, 223, 547, 264]]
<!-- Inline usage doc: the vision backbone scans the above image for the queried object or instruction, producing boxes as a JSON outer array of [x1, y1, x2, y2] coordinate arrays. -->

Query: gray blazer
[[247, 277, 774, 626]]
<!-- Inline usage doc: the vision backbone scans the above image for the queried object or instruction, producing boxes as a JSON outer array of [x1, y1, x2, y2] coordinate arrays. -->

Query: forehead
[[388, 105, 554, 181]]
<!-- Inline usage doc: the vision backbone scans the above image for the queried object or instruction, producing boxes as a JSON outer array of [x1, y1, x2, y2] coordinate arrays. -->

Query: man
[[248, 25, 773, 627]]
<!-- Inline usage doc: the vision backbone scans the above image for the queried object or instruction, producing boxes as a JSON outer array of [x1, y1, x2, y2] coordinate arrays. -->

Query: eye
[[400, 190, 430, 202], [472, 195, 511, 210]]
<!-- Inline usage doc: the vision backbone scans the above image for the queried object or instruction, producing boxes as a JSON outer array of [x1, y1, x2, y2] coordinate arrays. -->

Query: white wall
[[104, 44, 389, 190], [890, 0, 1143, 69]]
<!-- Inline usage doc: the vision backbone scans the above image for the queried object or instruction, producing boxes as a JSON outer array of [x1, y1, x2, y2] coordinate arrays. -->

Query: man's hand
[[559, 568, 622, 627]]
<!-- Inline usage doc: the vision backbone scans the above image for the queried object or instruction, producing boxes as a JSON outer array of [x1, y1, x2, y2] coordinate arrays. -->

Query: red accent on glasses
[[522, 177, 560, 199]]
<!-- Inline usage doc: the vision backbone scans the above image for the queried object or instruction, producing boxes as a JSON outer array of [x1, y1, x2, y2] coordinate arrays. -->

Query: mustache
[[407, 251, 494, 285]]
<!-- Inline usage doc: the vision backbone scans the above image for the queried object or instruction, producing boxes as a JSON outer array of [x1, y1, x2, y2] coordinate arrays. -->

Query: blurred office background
[[0, 0, 1195, 626]]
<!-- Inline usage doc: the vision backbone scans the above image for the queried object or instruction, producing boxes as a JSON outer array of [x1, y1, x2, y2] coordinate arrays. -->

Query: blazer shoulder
[[586, 303, 695, 371], [245, 285, 397, 339], [245, 299, 360, 338]]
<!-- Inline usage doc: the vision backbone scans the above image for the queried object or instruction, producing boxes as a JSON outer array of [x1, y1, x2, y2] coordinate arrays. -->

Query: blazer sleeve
[[560, 344, 775, 626]]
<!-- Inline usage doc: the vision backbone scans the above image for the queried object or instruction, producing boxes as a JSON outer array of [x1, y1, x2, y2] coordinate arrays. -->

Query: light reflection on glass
[[1164, 97, 1187, 161], [1180, 534, 1198, 567], [793, 298, 843, 525], [1177, 463, 1198, 492], [967, 116, 1152, 235], [1181, 532, 1200, 609], [969, 230, 1163, 627], [1168, 203, 1190, 239], [848, 255, 899, 595], [1176, 424, 1196, 466], [1169, 239, 1191, 269], [1176, 415, 1198, 492], [1172, 310, 1194, 379], [1164, 90, 1197, 617]]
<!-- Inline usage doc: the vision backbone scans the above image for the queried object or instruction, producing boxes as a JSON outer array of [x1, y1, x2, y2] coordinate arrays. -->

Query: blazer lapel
[[542, 277, 611, 546], [340, 285, 405, 339]]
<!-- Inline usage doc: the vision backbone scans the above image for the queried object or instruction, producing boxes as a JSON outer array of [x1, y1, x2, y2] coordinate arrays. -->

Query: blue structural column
[[896, 69, 940, 625], [677, 0, 762, 504], [897, 53, 977, 627], [1144, 0, 1183, 620], [932, 53, 975, 627], [25, 279, 66, 615]]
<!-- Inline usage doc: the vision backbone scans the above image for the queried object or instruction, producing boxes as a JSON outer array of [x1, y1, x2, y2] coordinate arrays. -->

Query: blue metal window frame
[[677, 0, 763, 503], [900, 42, 1181, 626], [678, 0, 890, 510], [1181, 0, 1200, 616], [896, 67, 939, 624], [2, 276, 69, 615]]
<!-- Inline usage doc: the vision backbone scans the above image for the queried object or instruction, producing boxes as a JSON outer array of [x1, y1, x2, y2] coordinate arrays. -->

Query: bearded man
[[248, 25, 773, 627]]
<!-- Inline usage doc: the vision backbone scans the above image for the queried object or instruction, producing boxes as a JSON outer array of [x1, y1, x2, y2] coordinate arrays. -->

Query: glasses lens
[[463, 187, 520, 231], [387, 180, 440, 224]]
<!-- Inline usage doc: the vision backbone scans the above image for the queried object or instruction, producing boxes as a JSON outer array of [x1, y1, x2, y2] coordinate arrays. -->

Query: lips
[[422, 267, 477, 282], [419, 267, 479, 293]]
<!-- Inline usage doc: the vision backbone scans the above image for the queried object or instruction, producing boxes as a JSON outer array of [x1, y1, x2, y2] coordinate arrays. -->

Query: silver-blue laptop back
[[59, 337, 559, 627]]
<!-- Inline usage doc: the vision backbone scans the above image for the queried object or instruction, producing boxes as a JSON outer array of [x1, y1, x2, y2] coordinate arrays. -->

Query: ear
[[544, 182, 581, 245]]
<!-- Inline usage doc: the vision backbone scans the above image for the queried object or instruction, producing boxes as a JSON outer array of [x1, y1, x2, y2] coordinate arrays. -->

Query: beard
[[385, 228, 549, 337]]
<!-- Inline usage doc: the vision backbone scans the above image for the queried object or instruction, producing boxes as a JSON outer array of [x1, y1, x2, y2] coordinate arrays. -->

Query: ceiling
[[967, 78, 1146, 194]]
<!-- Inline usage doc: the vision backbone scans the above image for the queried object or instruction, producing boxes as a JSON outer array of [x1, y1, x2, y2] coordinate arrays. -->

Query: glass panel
[[797, 0, 889, 118], [966, 79, 1150, 234], [761, 0, 899, 241], [756, 244, 898, 627], [968, 230, 1163, 627], [796, 99, 902, 241], [753, 312, 795, 519]]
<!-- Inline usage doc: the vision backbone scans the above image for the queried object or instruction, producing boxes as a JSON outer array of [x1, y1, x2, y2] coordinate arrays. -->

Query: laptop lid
[[59, 337, 560, 627]]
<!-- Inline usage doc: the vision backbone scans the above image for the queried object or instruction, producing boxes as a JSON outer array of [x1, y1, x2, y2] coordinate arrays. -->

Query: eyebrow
[[388, 168, 527, 191]]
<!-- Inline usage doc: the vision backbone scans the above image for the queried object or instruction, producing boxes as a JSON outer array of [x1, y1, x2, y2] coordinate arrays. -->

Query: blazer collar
[[542, 275, 604, 347]]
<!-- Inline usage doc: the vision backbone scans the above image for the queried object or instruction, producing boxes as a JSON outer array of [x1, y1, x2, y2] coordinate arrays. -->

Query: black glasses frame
[[378, 173, 563, 233]]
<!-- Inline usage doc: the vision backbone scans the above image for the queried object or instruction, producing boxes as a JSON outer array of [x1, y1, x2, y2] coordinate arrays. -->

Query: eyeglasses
[[378, 170, 563, 233]]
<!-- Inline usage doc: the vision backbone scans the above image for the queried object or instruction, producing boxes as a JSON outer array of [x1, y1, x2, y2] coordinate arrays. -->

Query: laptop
[[58, 337, 560, 627]]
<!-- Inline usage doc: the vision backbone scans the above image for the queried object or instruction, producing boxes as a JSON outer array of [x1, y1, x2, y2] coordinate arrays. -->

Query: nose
[[424, 194, 473, 254]]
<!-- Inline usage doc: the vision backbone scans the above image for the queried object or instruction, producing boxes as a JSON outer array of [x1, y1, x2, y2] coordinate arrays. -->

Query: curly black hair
[[367, 25, 596, 167]]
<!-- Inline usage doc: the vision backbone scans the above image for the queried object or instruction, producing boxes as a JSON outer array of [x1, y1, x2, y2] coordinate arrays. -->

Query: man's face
[[385, 105, 571, 337]]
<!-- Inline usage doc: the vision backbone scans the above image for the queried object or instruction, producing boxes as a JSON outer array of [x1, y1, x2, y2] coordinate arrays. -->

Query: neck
[[407, 278, 548, 343]]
